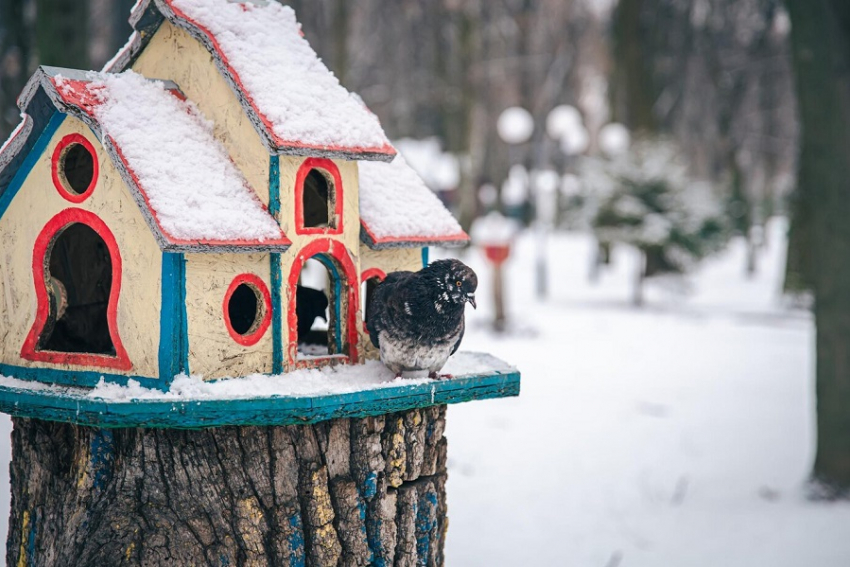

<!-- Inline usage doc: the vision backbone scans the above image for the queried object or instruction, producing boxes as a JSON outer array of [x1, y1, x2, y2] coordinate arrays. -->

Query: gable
[[0, 66, 290, 253], [110, 0, 396, 162]]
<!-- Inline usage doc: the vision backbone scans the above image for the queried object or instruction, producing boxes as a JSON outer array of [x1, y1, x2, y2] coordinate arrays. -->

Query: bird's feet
[[428, 372, 453, 380]]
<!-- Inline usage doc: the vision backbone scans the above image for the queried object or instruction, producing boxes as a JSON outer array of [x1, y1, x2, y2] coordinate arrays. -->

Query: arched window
[[295, 158, 343, 235], [21, 209, 131, 370], [51, 134, 98, 203], [287, 239, 358, 367], [360, 268, 386, 326]]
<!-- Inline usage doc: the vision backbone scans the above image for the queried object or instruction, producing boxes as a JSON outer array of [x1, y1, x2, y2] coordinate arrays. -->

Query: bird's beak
[[467, 293, 477, 309]]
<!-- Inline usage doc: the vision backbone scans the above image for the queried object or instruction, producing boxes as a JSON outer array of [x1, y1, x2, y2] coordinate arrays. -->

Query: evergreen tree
[[581, 137, 728, 305]]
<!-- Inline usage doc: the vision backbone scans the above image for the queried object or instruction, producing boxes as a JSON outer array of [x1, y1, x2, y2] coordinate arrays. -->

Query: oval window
[[52, 134, 98, 202], [223, 274, 271, 346]]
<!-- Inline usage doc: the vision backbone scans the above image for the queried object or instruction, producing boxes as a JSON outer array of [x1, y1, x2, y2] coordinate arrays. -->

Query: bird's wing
[[366, 271, 416, 349], [450, 317, 465, 356]]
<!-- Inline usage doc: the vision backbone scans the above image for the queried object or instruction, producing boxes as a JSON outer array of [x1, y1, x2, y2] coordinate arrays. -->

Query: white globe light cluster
[[598, 122, 631, 156], [497, 107, 534, 145], [546, 104, 589, 156]]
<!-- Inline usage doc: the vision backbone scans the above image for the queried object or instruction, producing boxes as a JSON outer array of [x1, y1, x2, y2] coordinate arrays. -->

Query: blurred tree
[[785, 0, 850, 497], [0, 0, 34, 141], [35, 0, 89, 70], [611, 0, 798, 276], [582, 137, 727, 305]]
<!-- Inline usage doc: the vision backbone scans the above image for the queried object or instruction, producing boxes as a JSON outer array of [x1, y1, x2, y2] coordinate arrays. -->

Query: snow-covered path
[[444, 219, 850, 566], [0, 219, 846, 565]]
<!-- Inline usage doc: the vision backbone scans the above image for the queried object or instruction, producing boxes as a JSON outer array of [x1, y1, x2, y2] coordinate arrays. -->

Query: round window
[[223, 274, 271, 346], [52, 134, 98, 202]]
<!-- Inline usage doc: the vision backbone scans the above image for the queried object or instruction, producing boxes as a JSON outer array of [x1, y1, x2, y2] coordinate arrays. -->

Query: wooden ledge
[[0, 356, 519, 429]]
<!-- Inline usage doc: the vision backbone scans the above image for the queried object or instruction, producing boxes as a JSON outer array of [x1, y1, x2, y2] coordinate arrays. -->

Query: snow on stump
[[7, 408, 448, 567]]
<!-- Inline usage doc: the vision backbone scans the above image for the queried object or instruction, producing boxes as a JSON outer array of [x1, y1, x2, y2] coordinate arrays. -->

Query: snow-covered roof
[[109, 0, 395, 162], [4, 66, 289, 252], [359, 155, 468, 249]]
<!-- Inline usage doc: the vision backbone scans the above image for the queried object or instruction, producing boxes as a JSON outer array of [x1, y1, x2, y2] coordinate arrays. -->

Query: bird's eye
[[456, 281, 462, 287]]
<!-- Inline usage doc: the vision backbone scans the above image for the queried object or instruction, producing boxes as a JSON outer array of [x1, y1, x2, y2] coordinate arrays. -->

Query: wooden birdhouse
[[0, 2, 519, 565]]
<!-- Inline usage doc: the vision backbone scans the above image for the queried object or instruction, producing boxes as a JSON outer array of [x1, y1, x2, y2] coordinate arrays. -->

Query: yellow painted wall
[[277, 157, 364, 368], [129, 25, 428, 374], [131, 21, 270, 206], [184, 252, 273, 378], [0, 116, 162, 378]]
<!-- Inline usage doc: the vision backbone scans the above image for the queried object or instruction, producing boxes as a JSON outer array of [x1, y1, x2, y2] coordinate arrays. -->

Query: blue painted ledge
[[0, 357, 520, 429]]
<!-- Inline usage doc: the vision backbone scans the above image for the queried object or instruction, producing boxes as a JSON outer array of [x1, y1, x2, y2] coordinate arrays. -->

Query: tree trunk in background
[[35, 0, 89, 69], [7, 407, 449, 566], [786, 0, 850, 495], [611, 0, 656, 133], [0, 0, 33, 140]]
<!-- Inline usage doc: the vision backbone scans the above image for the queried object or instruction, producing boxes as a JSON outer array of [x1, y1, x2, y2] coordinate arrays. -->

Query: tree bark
[[7, 406, 449, 566], [786, 0, 850, 494]]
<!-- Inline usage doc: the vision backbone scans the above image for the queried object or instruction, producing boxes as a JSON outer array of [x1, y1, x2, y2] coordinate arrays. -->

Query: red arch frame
[[294, 158, 344, 235], [361, 268, 387, 284], [51, 133, 99, 203], [286, 238, 359, 367], [222, 273, 272, 346], [21, 208, 132, 370], [360, 268, 386, 332]]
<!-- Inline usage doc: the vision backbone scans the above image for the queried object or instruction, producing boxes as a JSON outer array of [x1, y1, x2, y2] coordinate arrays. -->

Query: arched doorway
[[286, 239, 359, 367], [21, 209, 131, 370]]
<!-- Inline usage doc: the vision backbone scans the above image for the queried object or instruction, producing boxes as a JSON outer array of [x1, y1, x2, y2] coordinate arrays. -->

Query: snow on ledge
[[0, 352, 515, 403]]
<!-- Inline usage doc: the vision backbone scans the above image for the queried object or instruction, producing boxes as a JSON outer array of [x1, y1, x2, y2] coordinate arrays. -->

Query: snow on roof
[[42, 68, 288, 250], [121, 0, 395, 161], [359, 155, 468, 249]]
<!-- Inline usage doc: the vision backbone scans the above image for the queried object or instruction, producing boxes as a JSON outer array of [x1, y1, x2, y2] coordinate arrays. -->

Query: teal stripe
[[0, 112, 66, 220], [269, 156, 283, 373], [421, 247, 429, 268], [269, 155, 280, 219], [158, 252, 187, 388], [0, 364, 164, 390], [314, 254, 343, 354], [0, 367, 520, 429], [271, 252, 283, 373]]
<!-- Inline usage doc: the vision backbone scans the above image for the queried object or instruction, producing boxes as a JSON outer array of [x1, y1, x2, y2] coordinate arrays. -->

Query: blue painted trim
[[421, 247, 429, 268], [271, 252, 283, 374], [158, 253, 187, 388], [269, 155, 281, 219], [314, 254, 343, 353], [269, 156, 284, 373], [0, 369, 520, 429], [0, 112, 65, 220], [0, 364, 165, 390]]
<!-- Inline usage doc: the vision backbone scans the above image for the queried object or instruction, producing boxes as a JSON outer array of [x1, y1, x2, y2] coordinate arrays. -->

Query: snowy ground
[[0, 219, 847, 565], [442, 218, 850, 566]]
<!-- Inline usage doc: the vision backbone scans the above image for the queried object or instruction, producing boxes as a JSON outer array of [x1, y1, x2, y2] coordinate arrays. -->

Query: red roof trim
[[107, 136, 290, 248], [360, 221, 469, 246]]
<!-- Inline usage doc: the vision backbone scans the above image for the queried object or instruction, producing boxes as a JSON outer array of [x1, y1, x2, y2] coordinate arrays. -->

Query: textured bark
[[7, 406, 449, 566], [786, 0, 850, 494]]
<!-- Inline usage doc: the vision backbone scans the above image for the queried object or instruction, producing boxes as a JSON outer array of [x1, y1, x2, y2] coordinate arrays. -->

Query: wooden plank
[[0, 370, 519, 429]]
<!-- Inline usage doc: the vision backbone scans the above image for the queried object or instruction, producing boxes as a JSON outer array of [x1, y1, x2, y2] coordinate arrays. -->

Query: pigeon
[[296, 285, 328, 343], [366, 259, 477, 378]]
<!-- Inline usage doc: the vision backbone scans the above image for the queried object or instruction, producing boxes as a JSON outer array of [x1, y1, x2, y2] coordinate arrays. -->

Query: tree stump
[[6, 405, 449, 567]]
